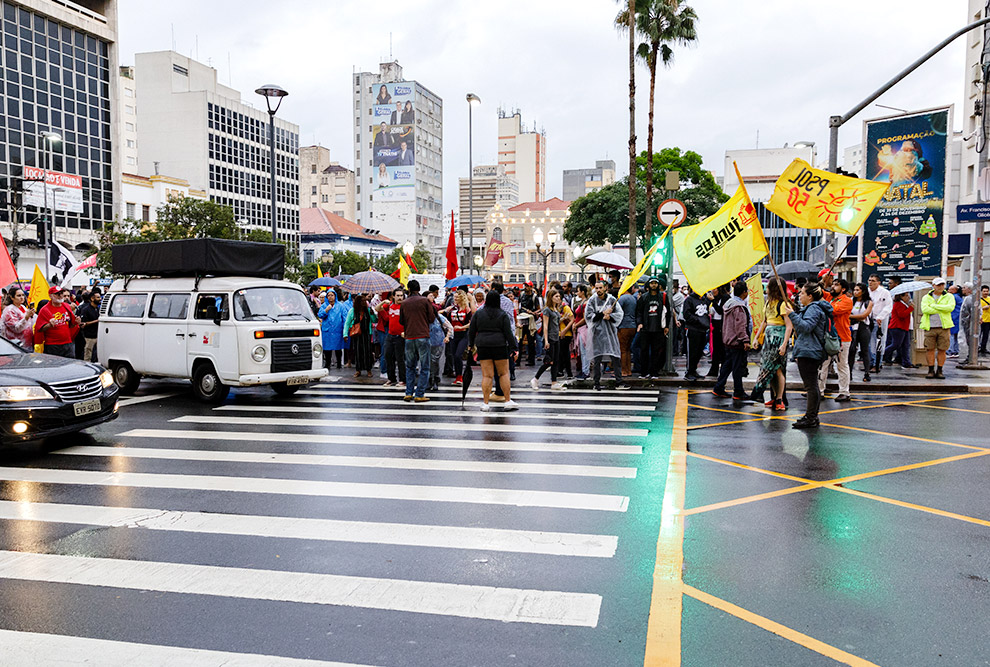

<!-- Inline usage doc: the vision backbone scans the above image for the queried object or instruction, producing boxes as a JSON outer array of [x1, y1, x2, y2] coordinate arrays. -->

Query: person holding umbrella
[[469, 290, 519, 411], [318, 290, 347, 370], [343, 294, 376, 378]]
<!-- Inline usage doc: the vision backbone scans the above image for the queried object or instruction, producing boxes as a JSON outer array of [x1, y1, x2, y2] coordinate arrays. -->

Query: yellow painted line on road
[[686, 452, 811, 484], [829, 450, 990, 485], [818, 422, 990, 452], [681, 484, 821, 516], [686, 417, 773, 430], [682, 585, 880, 667], [643, 390, 688, 667], [687, 404, 772, 418], [897, 403, 990, 416], [828, 485, 990, 528]]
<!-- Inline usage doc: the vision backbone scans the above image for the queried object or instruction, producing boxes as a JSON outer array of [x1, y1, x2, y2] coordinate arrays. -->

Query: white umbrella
[[890, 280, 932, 296], [584, 251, 634, 270]]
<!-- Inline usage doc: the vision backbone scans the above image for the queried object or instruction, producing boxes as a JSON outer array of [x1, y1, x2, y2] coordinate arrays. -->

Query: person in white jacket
[[868, 273, 892, 372]]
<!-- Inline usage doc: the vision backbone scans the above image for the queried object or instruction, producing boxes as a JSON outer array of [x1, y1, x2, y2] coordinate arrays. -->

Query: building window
[[126, 139, 135, 148], [311, 186, 317, 195], [530, 251, 540, 264], [333, 210, 344, 216], [311, 164, 317, 174], [142, 205, 151, 222], [126, 157, 137, 166], [125, 105, 134, 115], [124, 88, 134, 97], [510, 227, 524, 243], [492, 227, 503, 241], [322, 194, 329, 203], [303, 249, 315, 264], [173, 64, 189, 76], [335, 194, 347, 203], [126, 203, 136, 219], [126, 122, 135, 131], [321, 177, 328, 185]]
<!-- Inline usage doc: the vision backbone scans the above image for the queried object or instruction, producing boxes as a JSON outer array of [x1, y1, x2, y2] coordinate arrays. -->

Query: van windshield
[[232, 288, 314, 322]]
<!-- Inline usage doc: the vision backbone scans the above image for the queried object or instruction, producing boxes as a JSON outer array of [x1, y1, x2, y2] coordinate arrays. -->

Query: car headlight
[[252, 345, 267, 362], [313, 343, 322, 358], [99, 370, 115, 388], [0, 386, 54, 402]]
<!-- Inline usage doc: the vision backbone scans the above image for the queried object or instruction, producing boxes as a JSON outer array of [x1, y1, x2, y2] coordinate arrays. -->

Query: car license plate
[[73, 398, 102, 417], [286, 376, 309, 386]]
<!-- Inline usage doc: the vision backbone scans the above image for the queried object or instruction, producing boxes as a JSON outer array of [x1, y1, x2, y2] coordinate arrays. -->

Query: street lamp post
[[466, 93, 481, 275], [532, 227, 556, 296], [255, 84, 289, 244], [40, 131, 61, 283]]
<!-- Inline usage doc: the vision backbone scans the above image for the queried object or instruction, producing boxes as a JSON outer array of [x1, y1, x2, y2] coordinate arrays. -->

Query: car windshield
[[232, 287, 314, 322], [0, 338, 24, 355]]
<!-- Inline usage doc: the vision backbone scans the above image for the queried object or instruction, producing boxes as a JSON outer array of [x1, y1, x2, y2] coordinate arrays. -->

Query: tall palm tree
[[626, 0, 637, 264], [638, 0, 697, 240]]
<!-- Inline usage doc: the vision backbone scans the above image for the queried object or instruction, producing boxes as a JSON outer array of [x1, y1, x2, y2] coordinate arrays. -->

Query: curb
[[562, 376, 973, 394]]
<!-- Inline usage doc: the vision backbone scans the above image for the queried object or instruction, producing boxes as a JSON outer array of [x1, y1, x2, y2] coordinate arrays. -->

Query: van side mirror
[[214, 304, 228, 326]]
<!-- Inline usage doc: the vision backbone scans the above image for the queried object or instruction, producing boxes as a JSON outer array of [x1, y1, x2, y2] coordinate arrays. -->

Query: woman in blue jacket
[[318, 289, 347, 369], [787, 282, 833, 429]]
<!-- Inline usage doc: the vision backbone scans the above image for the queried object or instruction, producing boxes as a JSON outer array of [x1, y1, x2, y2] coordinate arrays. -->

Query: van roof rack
[[111, 238, 285, 280]]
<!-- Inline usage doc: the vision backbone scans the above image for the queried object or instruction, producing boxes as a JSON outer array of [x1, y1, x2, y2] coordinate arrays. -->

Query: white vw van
[[98, 276, 326, 402]]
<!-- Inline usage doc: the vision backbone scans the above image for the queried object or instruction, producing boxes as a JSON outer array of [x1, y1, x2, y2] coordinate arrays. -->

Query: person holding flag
[[1, 286, 36, 349], [34, 285, 79, 358]]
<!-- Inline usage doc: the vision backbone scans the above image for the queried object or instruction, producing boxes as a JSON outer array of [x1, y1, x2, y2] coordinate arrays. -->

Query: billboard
[[22, 167, 84, 213], [861, 108, 949, 279], [372, 82, 416, 202]]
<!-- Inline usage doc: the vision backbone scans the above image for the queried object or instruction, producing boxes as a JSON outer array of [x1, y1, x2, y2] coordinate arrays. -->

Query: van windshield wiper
[[274, 313, 306, 319], [242, 314, 278, 322]]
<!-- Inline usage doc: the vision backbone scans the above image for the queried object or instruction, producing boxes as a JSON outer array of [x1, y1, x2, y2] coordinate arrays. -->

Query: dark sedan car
[[0, 336, 119, 445]]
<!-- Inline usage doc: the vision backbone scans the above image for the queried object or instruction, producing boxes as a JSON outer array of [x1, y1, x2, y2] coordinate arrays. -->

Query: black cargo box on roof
[[111, 238, 285, 279]]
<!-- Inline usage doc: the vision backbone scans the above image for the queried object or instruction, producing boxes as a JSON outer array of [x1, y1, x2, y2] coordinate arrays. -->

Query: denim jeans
[[404, 337, 432, 398], [376, 329, 387, 373], [430, 345, 443, 387]]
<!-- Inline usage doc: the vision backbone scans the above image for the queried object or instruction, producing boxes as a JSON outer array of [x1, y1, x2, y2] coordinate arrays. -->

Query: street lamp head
[[466, 93, 481, 106], [402, 240, 414, 256], [532, 227, 544, 245], [474, 255, 483, 268], [255, 84, 288, 114], [547, 229, 558, 245]]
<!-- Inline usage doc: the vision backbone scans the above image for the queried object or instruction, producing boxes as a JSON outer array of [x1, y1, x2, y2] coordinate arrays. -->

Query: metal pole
[[42, 137, 51, 283], [468, 103, 473, 277], [268, 112, 277, 243], [663, 241, 675, 375]]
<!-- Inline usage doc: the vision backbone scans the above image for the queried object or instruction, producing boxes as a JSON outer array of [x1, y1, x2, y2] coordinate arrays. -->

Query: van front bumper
[[230, 368, 328, 387]]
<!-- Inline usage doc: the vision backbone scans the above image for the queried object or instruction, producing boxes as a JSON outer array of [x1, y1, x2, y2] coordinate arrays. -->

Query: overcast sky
[[119, 0, 971, 207]]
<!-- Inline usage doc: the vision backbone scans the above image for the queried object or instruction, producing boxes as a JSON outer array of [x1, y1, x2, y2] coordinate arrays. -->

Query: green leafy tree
[[564, 147, 727, 249], [332, 250, 372, 276], [373, 245, 432, 275]]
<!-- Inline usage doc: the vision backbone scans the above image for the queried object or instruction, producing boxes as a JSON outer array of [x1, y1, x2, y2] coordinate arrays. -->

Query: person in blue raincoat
[[319, 290, 347, 369]]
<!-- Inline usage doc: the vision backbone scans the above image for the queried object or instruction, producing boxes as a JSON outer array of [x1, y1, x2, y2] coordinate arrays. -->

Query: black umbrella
[[461, 348, 474, 406], [775, 260, 819, 280]]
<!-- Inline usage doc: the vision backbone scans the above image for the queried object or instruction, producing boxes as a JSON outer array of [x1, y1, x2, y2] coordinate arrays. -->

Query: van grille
[[271, 339, 312, 373], [47, 376, 103, 402]]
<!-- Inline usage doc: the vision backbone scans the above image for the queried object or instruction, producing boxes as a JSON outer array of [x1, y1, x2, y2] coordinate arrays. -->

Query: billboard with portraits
[[372, 82, 416, 202]]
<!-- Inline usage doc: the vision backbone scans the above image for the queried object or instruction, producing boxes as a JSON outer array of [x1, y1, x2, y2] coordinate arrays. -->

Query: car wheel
[[192, 363, 230, 403], [271, 382, 302, 397], [111, 361, 141, 395]]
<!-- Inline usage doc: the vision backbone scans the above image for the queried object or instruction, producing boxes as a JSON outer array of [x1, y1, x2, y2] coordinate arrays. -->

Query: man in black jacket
[[636, 277, 669, 378], [682, 288, 711, 380]]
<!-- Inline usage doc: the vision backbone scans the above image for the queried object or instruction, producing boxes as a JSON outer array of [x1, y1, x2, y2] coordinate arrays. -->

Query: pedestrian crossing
[[0, 381, 666, 665]]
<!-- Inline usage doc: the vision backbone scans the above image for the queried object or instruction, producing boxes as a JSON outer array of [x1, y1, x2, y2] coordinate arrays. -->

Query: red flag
[[0, 234, 17, 289], [404, 253, 418, 273], [444, 211, 459, 280]]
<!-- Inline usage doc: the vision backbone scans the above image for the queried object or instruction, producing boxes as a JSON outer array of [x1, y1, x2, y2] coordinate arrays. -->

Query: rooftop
[[299, 208, 395, 243], [507, 197, 571, 213]]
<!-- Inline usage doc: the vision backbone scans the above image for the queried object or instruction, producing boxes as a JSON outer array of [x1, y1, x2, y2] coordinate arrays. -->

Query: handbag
[[349, 322, 361, 337], [823, 313, 840, 356]]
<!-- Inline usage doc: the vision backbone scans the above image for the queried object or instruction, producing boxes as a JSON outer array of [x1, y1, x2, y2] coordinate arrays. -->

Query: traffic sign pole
[[656, 197, 685, 376]]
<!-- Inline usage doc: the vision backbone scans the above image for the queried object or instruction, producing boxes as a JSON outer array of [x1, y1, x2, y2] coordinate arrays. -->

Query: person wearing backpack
[[819, 278, 853, 402], [787, 281, 833, 429]]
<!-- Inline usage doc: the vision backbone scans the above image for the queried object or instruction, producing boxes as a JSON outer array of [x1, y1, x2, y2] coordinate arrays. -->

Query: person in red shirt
[[818, 277, 853, 401], [376, 287, 406, 387], [884, 292, 915, 368], [35, 286, 79, 358]]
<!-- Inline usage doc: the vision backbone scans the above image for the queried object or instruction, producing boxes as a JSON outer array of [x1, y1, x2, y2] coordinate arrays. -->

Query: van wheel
[[271, 382, 301, 397], [111, 362, 141, 395], [192, 363, 229, 403]]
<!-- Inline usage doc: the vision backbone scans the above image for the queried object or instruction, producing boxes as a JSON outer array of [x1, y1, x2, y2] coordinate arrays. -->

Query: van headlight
[[251, 345, 267, 362], [0, 386, 54, 402], [99, 370, 115, 388], [313, 343, 322, 358]]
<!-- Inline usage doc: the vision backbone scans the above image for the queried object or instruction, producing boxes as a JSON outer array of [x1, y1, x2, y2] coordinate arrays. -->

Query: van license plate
[[286, 376, 309, 386], [73, 398, 102, 417]]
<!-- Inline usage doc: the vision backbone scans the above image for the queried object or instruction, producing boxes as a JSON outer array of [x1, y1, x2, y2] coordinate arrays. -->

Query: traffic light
[[652, 236, 667, 269]]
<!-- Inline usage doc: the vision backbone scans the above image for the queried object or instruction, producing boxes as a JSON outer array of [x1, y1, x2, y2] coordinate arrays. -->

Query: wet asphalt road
[[0, 376, 671, 666]]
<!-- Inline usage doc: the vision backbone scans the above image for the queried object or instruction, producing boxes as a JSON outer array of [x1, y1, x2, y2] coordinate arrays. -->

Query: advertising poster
[[372, 81, 416, 203], [21, 167, 84, 213], [861, 108, 949, 279]]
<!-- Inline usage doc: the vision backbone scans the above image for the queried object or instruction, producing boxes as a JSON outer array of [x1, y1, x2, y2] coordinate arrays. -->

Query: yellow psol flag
[[672, 181, 768, 297], [397, 254, 411, 288], [766, 158, 888, 235], [27, 264, 50, 309]]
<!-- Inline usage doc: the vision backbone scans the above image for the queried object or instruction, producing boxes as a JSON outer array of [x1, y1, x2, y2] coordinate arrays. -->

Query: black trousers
[[640, 330, 665, 376], [796, 357, 823, 421], [708, 322, 724, 376], [521, 323, 537, 364], [714, 346, 746, 397], [385, 334, 406, 383], [535, 339, 559, 382], [686, 329, 707, 376]]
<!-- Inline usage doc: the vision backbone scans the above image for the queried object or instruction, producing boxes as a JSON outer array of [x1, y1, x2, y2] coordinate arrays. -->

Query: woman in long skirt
[[343, 294, 376, 377], [750, 278, 793, 410]]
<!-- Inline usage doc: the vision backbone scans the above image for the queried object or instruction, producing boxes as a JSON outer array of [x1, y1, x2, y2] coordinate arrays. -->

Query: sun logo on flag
[[815, 189, 866, 227], [737, 201, 757, 227]]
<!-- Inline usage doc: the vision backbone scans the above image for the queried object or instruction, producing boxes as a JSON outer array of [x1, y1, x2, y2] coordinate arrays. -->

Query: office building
[[457, 164, 518, 268], [959, 0, 989, 284], [120, 172, 207, 224], [498, 109, 546, 204], [562, 159, 615, 201], [118, 64, 137, 171], [132, 50, 300, 244], [299, 145, 355, 220], [299, 207, 395, 265], [352, 60, 443, 258], [0, 0, 119, 275]]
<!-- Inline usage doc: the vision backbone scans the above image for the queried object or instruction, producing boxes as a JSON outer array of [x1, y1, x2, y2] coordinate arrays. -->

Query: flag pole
[[733, 162, 786, 296], [827, 234, 858, 275]]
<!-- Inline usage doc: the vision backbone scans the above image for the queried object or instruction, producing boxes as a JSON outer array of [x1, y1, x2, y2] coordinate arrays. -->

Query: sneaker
[[711, 389, 732, 398], [594, 384, 602, 391], [576, 373, 588, 380], [863, 374, 871, 382], [480, 403, 491, 412], [615, 383, 631, 391], [510, 375, 516, 381], [685, 373, 700, 381], [764, 399, 774, 408], [772, 399, 786, 412], [414, 396, 430, 403], [403, 395, 413, 402], [792, 418, 820, 429], [503, 400, 519, 411], [731, 395, 750, 402], [530, 377, 540, 391], [453, 376, 463, 386], [383, 380, 394, 387], [834, 394, 851, 402], [550, 382, 567, 391]]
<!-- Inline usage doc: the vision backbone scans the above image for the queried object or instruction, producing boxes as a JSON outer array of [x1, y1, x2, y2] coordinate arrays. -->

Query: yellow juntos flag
[[766, 158, 888, 235], [27, 264, 50, 309], [618, 235, 666, 296], [672, 179, 768, 297]]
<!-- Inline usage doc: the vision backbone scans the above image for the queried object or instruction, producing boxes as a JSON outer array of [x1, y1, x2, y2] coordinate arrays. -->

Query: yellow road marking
[[829, 450, 990, 484], [829, 485, 990, 528], [644, 390, 688, 666], [686, 417, 773, 430], [682, 585, 881, 667], [681, 484, 820, 516], [897, 403, 990, 416], [818, 422, 990, 452], [687, 403, 767, 417], [686, 452, 810, 483]]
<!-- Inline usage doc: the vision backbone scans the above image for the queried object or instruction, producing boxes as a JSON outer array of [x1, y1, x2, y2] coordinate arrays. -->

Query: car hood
[[0, 353, 103, 386]]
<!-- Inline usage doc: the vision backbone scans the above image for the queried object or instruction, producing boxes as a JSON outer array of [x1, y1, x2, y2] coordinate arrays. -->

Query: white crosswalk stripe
[[0, 373, 662, 662]]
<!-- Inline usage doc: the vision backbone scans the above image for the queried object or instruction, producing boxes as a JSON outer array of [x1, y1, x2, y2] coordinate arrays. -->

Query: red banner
[[484, 238, 513, 268]]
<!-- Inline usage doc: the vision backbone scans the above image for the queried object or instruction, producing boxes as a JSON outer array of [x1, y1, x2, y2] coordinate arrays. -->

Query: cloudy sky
[[119, 0, 972, 206]]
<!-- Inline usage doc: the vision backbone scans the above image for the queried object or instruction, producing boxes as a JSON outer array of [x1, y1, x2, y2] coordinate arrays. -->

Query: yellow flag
[[397, 254, 411, 288], [27, 264, 50, 309], [766, 158, 888, 235], [672, 180, 768, 297], [618, 232, 667, 296], [317, 264, 324, 279], [746, 274, 765, 347]]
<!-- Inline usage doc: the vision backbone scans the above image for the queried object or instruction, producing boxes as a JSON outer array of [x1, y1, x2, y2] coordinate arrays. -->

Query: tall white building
[[352, 61, 443, 259], [959, 0, 989, 284], [457, 164, 518, 268], [498, 109, 546, 204], [132, 51, 300, 244]]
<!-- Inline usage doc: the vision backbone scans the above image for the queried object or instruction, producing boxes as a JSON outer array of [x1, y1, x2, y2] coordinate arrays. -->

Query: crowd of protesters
[[1, 284, 102, 360]]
